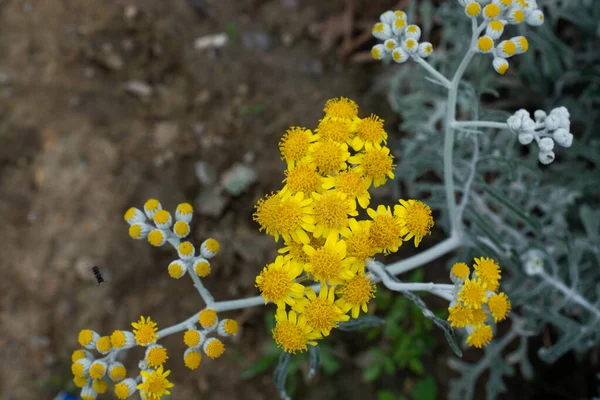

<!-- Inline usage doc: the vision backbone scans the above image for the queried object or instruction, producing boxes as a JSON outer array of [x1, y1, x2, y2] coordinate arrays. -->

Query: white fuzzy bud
[[521, 117, 535, 133], [380, 11, 396, 25], [372, 22, 393, 40], [524, 257, 544, 276], [534, 110, 546, 122], [518, 132, 534, 145], [507, 115, 522, 132], [562, 133, 573, 148], [553, 106, 570, 118], [552, 128, 570, 147], [544, 114, 560, 131], [526, 9, 544, 26], [538, 137, 554, 152], [538, 150, 555, 165], [417, 42, 433, 58]]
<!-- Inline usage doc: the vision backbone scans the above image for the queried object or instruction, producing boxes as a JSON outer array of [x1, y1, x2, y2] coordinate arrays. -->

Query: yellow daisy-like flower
[[311, 191, 357, 239], [253, 192, 315, 244], [473, 257, 501, 291], [323, 97, 359, 120], [279, 126, 316, 168], [137, 365, 175, 400], [467, 325, 493, 348], [73, 375, 87, 388], [303, 233, 355, 284], [470, 308, 488, 327], [278, 237, 324, 264], [293, 285, 350, 336], [281, 162, 323, 197], [348, 143, 395, 188], [310, 139, 351, 175], [335, 270, 376, 319], [451, 262, 470, 280], [272, 308, 322, 354], [255, 256, 305, 308], [322, 169, 371, 209], [343, 219, 376, 271], [487, 292, 511, 322], [394, 199, 434, 247], [367, 205, 403, 255], [146, 345, 168, 368], [184, 349, 202, 370], [316, 117, 353, 143], [447, 304, 473, 328], [131, 316, 159, 346], [458, 278, 487, 309], [352, 114, 387, 151]]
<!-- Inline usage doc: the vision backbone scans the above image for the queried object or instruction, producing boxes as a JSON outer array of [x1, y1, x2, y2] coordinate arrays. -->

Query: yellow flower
[[281, 162, 324, 197], [293, 285, 350, 336], [335, 270, 376, 318], [279, 126, 316, 168], [394, 199, 434, 247], [487, 292, 511, 322], [447, 304, 472, 328], [473, 257, 501, 291], [351, 114, 387, 151], [137, 365, 175, 400], [310, 139, 351, 175], [367, 205, 403, 255], [458, 278, 487, 309], [316, 117, 354, 143], [184, 349, 202, 370], [203, 337, 226, 359], [470, 308, 488, 327], [467, 325, 493, 348], [323, 97, 359, 120], [343, 219, 376, 271], [348, 143, 395, 188], [131, 316, 159, 346], [198, 308, 218, 329], [253, 192, 315, 244], [255, 256, 305, 308], [278, 237, 324, 264], [322, 169, 371, 209], [451, 262, 470, 280], [145, 345, 168, 368], [303, 233, 355, 284], [272, 308, 322, 354], [311, 191, 357, 239]]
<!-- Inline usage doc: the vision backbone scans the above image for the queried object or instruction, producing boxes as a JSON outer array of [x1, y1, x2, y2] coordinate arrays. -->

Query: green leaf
[[409, 358, 424, 375], [240, 354, 279, 379], [363, 363, 383, 382], [338, 316, 385, 331], [482, 186, 542, 235], [378, 390, 398, 400], [411, 376, 437, 400]]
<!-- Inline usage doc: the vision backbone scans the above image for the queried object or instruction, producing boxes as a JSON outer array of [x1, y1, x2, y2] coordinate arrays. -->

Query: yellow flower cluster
[[447, 257, 511, 348], [72, 317, 173, 400], [73, 313, 239, 399], [461, 0, 543, 74], [254, 97, 435, 353]]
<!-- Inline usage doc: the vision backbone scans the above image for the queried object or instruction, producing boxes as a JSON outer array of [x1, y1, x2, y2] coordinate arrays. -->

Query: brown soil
[[0, 0, 404, 398]]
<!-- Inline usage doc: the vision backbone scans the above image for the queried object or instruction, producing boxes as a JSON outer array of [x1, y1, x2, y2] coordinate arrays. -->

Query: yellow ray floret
[[394, 199, 434, 247], [272, 308, 322, 354], [348, 143, 395, 188], [303, 233, 355, 284], [131, 316, 158, 346], [293, 285, 350, 336], [335, 270, 377, 319], [256, 256, 305, 308], [367, 205, 403, 254], [137, 365, 174, 400]]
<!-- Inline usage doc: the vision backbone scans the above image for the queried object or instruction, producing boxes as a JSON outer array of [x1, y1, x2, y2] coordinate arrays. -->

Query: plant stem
[[539, 271, 600, 319], [385, 234, 462, 276], [452, 121, 509, 130], [412, 56, 451, 88]]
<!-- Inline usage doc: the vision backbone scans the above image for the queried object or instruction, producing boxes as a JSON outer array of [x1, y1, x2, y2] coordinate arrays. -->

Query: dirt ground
[[0, 0, 408, 398]]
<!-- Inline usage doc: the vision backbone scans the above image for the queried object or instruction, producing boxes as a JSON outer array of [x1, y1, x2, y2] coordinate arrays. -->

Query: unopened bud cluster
[[371, 10, 433, 63], [507, 107, 573, 164], [458, 0, 544, 74]]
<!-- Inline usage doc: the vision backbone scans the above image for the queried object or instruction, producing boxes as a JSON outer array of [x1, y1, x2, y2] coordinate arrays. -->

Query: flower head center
[[273, 321, 307, 354], [309, 247, 342, 282], [314, 193, 349, 229], [257, 268, 292, 301], [340, 275, 376, 306], [317, 118, 352, 142], [335, 170, 366, 197], [357, 115, 386, 143], [323, 97, 358, 119], [311, 140, 346, 174], [279, 127, 312, 162], [304, 298, 339, 331], [285, 165, 322, 194], [361, 148, 394, 178]]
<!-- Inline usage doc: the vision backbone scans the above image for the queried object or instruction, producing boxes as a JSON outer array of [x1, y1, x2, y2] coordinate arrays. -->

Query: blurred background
[[0, 0, 597, 399]]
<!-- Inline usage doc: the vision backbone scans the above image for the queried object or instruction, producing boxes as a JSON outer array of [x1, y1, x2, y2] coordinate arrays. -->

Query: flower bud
[[544, 114, 560, 131], [534, 110, 546, 122], [518, 132, 534, 145], [538, 137, 554, 152], [538, 151, 555, 165]]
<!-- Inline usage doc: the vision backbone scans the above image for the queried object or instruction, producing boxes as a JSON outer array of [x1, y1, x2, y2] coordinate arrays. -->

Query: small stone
[[123, 81, 153, 99], [221, 163, 257, 196], [196, 187, 228, 218], [194, 161, 217, 186], [152, 122, 179, 148]]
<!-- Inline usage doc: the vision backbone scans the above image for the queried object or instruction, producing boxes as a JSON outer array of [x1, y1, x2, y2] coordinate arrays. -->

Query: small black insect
[[92, 266, 105, 284]]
